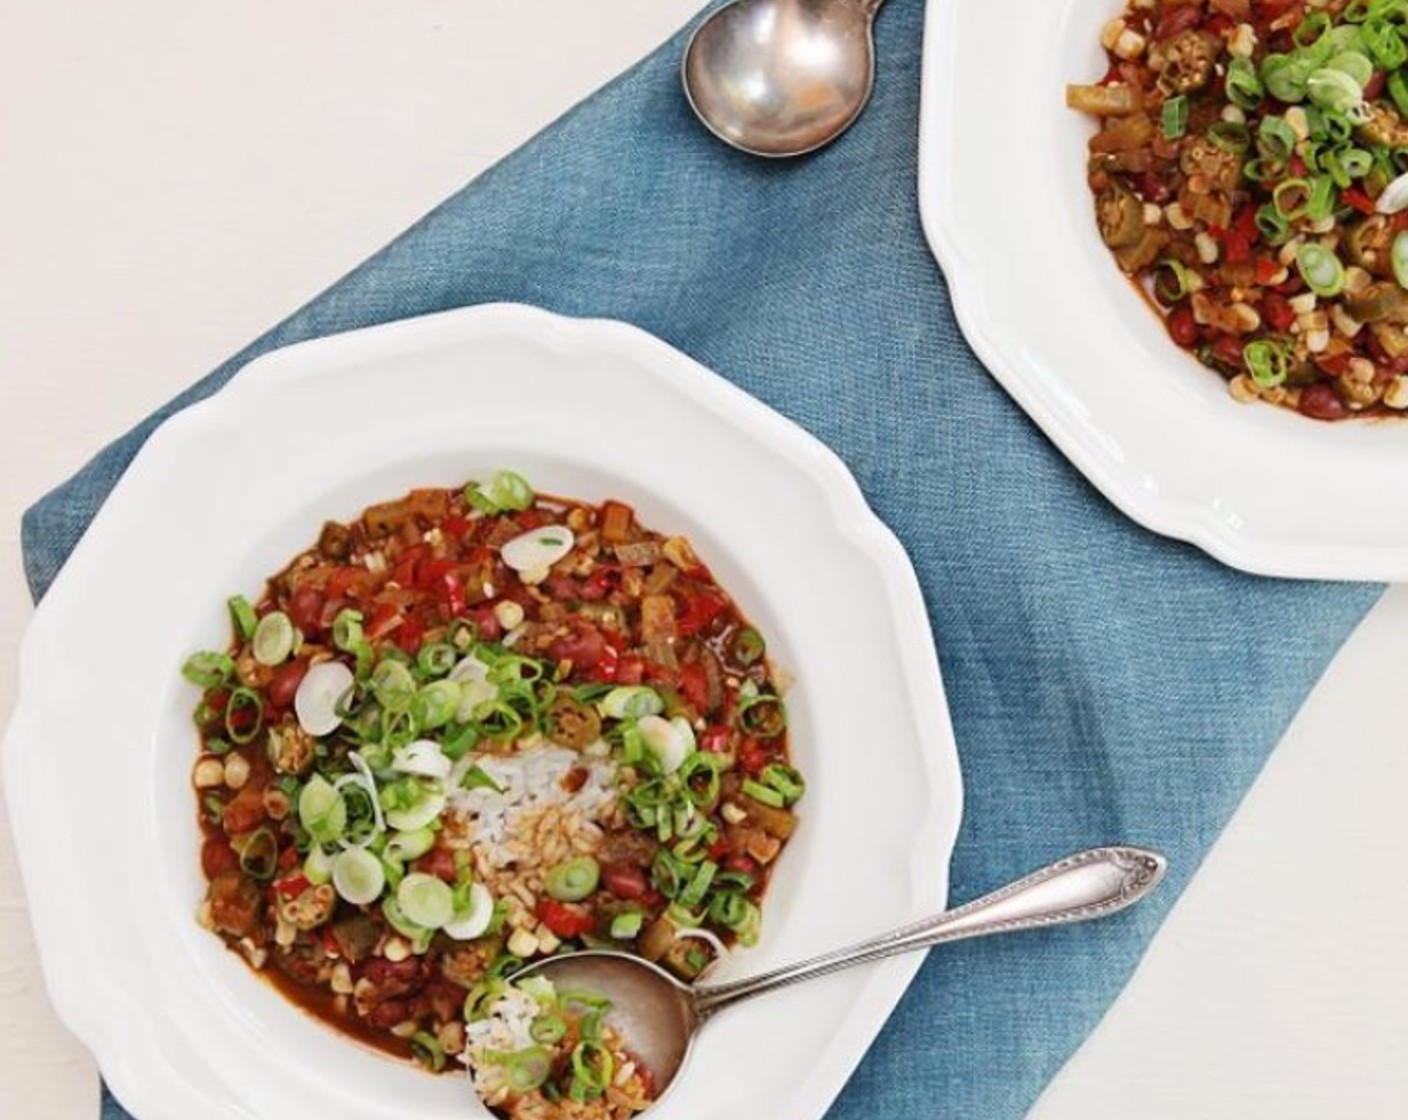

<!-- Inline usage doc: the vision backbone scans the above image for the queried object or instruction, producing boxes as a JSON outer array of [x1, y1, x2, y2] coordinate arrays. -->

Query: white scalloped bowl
[[920, 0, 1408, 582], [3, 304, 962, 1120]]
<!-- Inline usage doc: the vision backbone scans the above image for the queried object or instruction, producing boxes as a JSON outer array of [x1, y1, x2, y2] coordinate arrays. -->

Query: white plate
[[3, 304, 963, 1120], [919, 0, 1408, 582]]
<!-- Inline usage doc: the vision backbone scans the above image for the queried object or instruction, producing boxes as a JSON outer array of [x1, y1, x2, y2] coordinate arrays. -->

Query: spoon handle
[[691, 846, 1166, 1019]]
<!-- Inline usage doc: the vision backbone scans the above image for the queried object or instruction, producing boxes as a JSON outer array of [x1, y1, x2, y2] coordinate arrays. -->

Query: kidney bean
[[201, 837, 240, 878], [367, 1000, 411, 1030], [1299, 383, 1348, 421], [266, 658, 309, 710], [1167, 306, 1199, 348], [288, 587, 325, 635], [602, 861, 649, 901], [1154, 6, 1201, 40]]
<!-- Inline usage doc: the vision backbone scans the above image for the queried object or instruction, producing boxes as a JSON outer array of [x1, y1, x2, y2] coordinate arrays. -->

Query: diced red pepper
[[1343, 187, 1377, 216], [679, 664, 709, 711], [366, 602, 405, 641], [439, 570, 466, 616], [326, 566, 362, 602], [273, 874, 311, 900], [1262, 293, 1296, 333], [1254, 257, 1283, 286], [442, 515, 471, 541], [1222, 206, 1258, 265], [393, 616, 425, 655], [700, 725, 732, 755], [416, 559, 457, 591], [738, 737, 772, 777], [614, 655, 645, 685], [676, 587, 728, 637], [536, 899, 595, 939]]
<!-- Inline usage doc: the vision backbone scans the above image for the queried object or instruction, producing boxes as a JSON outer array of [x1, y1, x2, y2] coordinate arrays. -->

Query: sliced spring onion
[[1207, 120, 1251, 153], [252, 610, 296, 666], [332, 847, 386, 905], [295, 660, 354, 737], [1297, 243, 1347, 296], [347, 750, 387, 836], [609, 910, 644, 939], [1393, 231, 1408, 289], [1327, 49, 1373, 86], [227, 596, 258, 641], [391, 739, 452, 780], [448, 653, 491, 683], [1273, 177, 1313, 219], [304, 845, 334, 886], [1307, 67, 1365, 114], [466, 469, 536, 514], [238, 828, 279, 880], [599, 685, 664, 721], [443, 882, 496, 941], [381, 895, 434, 951], [677, 859, 718, 908], [637, 715, 696, 774], [738, 694, 787, 739], [1254, 203, 1291, 246], [1225, 57, 1264, 110], [1377, 170, 1408, 214], [760, 761, 807, 805], [182, 651, 233, 689], [569, 1041, 614, 1101], [742, 778, 786, 808], [371, 659, 417, 711], [383, 827, 437, 863], [224, 687, 264, 745], [487, 1047, 552, 1093], [410, 1031, 446, 1073], [1257, 115, 1297, 164], [500, 524, 575, 574], [731, 627, 766, 666], [332, 608, 364, 651], [397, 871, 455, 929], [412, 679, 461, 730], [299, 775, 349, 844], [416, 642, 457, 677], [1243, 339, 1292, 389], [1162, 95, 1189, 140], [1154, 259, 1192, 304], [545, 857, 601, 902], [530, 1015, 568, 1045], [381, 778, 448, 832]]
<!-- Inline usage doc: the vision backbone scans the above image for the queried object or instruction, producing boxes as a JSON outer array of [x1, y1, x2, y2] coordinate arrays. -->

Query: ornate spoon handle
[[692, 847, 1167, 1019]]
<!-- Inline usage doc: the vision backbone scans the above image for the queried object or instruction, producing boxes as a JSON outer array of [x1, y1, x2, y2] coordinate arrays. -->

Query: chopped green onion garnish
[[738, 694, 787, 739], [410, 1031, 446, 1073], [487, 1047, 552, 1093], [1162, 95, 1189, 140], [1243, 339, 1292, 390], [530, 1015, 568, 1044], [252, 611, 296, 666], [224, 687, 264, 745], [609, 910, 644, 939], [237, 827, 279, 880], [1297, 243, 1346, 296], [182, 651, 233, 689], [397, 871, 455, 929], [731, 628, 766, 666], [1392, 231, 1408, 290], [546, 856, 601, 902], [761, 761, 806, 805], [227, 596, 258, 641], [742, 778, 786, 808]]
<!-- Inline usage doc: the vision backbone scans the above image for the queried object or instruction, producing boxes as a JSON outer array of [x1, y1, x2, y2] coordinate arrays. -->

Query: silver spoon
[[511, 846, 1166, 1108], [681, 0, 887, 158]]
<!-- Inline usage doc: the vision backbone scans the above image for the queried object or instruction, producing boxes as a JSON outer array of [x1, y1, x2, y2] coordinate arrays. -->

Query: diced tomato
[[393, 616, 425, 655], [614, 655, 645, 685], [700, 725, 732, 755], [366, 602, 405, 641], [278, 845, 301, 871], [439, 570, 466, 616], [390, 556, 419, 588], [1205, 13, 1232, 35], [549, 624, 607, 671], [676, 587, 728, 637], [1314, 352, 1352, 378], [738, 737, 771, 777], [642, 658, 680, 688], [1343, 187, 1377, 216], [1262, 293, 1296, 333], [412, 848, 459, 884], [267, 658, 310, 710], [578, 568, 614, 602], [587, 643, 620, 683], [1254, 257, 1283, 286], [723, 854, 759, 879], [516, 509, 547, 531], [416, 559, 456, 591], [273, 874, 311, 900], [288, 586, 325, 635], [1167, 305, 1199, 348], [536, 899, 595, 939], [601, 862, 649, 901], [1222, 206, 1258, 265], [327, 566, 362, 601], [442, 515, 471, 540], [679, 664, 709, 711], [201, 838, 240, 878], [708, 837, 731, 861]]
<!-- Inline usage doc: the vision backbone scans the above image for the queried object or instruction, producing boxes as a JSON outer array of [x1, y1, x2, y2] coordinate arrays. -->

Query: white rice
[[448, 738, 618, 865], [462, 985, 544, 1098]]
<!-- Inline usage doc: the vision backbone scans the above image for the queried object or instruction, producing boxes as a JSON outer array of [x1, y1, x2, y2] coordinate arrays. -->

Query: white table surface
[[2, 2, 1406, 1117]]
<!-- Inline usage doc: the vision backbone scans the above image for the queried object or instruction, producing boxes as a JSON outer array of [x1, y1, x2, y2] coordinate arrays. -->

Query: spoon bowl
[[682, 0, 884, 158], [503, 847, 1167, 1111]]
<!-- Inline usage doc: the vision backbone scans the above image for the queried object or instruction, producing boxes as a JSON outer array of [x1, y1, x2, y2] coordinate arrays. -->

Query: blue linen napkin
[[18, 1, 1384, 1117]]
